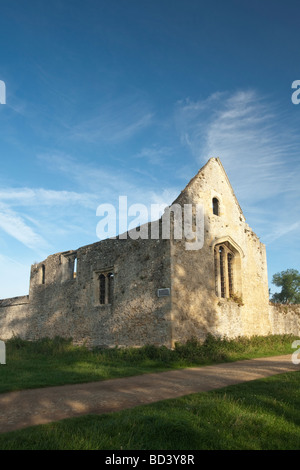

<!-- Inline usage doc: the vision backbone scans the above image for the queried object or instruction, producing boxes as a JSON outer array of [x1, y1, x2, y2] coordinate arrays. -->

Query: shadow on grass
[[0, 371, 300, 450], [0, 334, 298, 394]]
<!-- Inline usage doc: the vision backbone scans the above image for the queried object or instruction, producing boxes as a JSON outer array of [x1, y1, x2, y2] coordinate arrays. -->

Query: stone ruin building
[[0, 157, 299, 347]]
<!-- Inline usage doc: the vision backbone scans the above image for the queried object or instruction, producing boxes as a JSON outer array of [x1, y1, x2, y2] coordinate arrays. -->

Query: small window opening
[[99, 274, 106, 304], [108, 272, 114, 304], [41, 264, 45, 284], [212, 197, 219, 216], [73, 257, 77, 279]]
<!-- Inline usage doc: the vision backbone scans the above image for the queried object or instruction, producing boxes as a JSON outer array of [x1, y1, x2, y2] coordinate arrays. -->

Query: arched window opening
[[97, 270, 114, 305], [227, 253, 233, 297], [212, 197, 219, 216], [99, 274, 106, 304], [219, 246, 226, 298], [108, 272, 114, 304], [214, 242, 240, 300], [73, 257, 77, 279], [214, 248, 218, 296], [61, 252, 77, 282]]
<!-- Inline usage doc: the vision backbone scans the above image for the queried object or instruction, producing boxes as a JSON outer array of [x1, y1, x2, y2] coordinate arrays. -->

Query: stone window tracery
[[214, 242, 238, 298], [96, 270, 114, 305]]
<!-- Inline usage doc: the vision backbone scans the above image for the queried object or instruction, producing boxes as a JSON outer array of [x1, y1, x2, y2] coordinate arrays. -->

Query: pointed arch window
[[214, 242, 239, 298], [96, 270, 114, 305]]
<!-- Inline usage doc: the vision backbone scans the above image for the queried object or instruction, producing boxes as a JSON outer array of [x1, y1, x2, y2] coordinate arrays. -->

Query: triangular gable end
[[172, 157, 245, 221], [214, 158, 244, 218]]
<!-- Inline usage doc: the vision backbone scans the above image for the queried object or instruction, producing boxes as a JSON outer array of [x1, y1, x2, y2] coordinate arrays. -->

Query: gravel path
[[0, 354, 298, 434]]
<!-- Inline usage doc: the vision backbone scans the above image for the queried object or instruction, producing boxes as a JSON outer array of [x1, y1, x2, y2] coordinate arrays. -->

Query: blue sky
[[0, 0, 299, 298]]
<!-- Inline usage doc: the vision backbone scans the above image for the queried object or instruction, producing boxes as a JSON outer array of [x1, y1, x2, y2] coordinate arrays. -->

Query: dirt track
[[0, 354, 298, 434]]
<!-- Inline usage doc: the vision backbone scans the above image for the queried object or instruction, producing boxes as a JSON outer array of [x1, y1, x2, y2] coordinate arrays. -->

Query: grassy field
[[0, 334, 298, 393], [0, 371, 299, 450]]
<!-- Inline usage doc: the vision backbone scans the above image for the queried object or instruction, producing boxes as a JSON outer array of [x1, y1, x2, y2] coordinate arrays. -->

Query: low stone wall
[[214, 300, 245, 338], [1, 295, 299, 346], [0, 296, 30, 341], [269, 304, 300, 337]]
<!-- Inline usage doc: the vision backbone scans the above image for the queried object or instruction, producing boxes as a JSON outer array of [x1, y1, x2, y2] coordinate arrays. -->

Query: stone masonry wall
[[0, 230, 172, 348], [269, 304, 300, 336], [169, 158, 272, 345], [1, 158, 299, 348], [0, 296, 30, 340]]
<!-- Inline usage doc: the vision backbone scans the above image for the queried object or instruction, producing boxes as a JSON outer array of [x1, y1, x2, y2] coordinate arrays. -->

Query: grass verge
[[0, 333, 298, 393], [0, 371, 299, 450]]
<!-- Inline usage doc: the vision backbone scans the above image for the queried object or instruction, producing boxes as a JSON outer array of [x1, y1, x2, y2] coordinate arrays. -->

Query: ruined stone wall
[[0, 231, 172, 348], [170, 158, 271, 345], [1, 158, 298, 348], [71, 233, 172, 348], [0, 296, 30, 340], [269, 304, 300, 336]]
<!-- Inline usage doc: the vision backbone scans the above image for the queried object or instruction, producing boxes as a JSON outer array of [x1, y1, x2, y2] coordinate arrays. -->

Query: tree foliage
[[271, 269, 300, 304]]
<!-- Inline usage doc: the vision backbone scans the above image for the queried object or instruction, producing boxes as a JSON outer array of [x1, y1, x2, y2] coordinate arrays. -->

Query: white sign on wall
[[0, 340, 6, 365]]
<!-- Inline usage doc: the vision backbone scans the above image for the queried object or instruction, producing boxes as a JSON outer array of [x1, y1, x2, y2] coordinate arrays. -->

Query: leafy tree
[[271, 269, 300, 304]]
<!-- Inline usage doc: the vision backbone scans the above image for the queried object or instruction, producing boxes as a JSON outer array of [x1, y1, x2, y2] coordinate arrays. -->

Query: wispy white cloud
[[37, 152, 178, 207], [0, 185, 104, 261], [38, 152, 138, 199], [149, 188, 179, 207], [0, 202, 50, 253], [175, 90, 298, 193], [174, 89, 300, 244], [134, 145, 173, 165], [0, 149, 179, 271], [263, 221, 300, 244], [0, 187, 96, 208], [62, 93, 154, 144], [67, 112, 153, 143], [0, 254, 30, 299]]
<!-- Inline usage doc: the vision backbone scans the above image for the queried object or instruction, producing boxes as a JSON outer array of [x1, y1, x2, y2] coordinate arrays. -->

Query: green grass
[[0, 333, 298, 393], [0, 371, 299, 450]]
